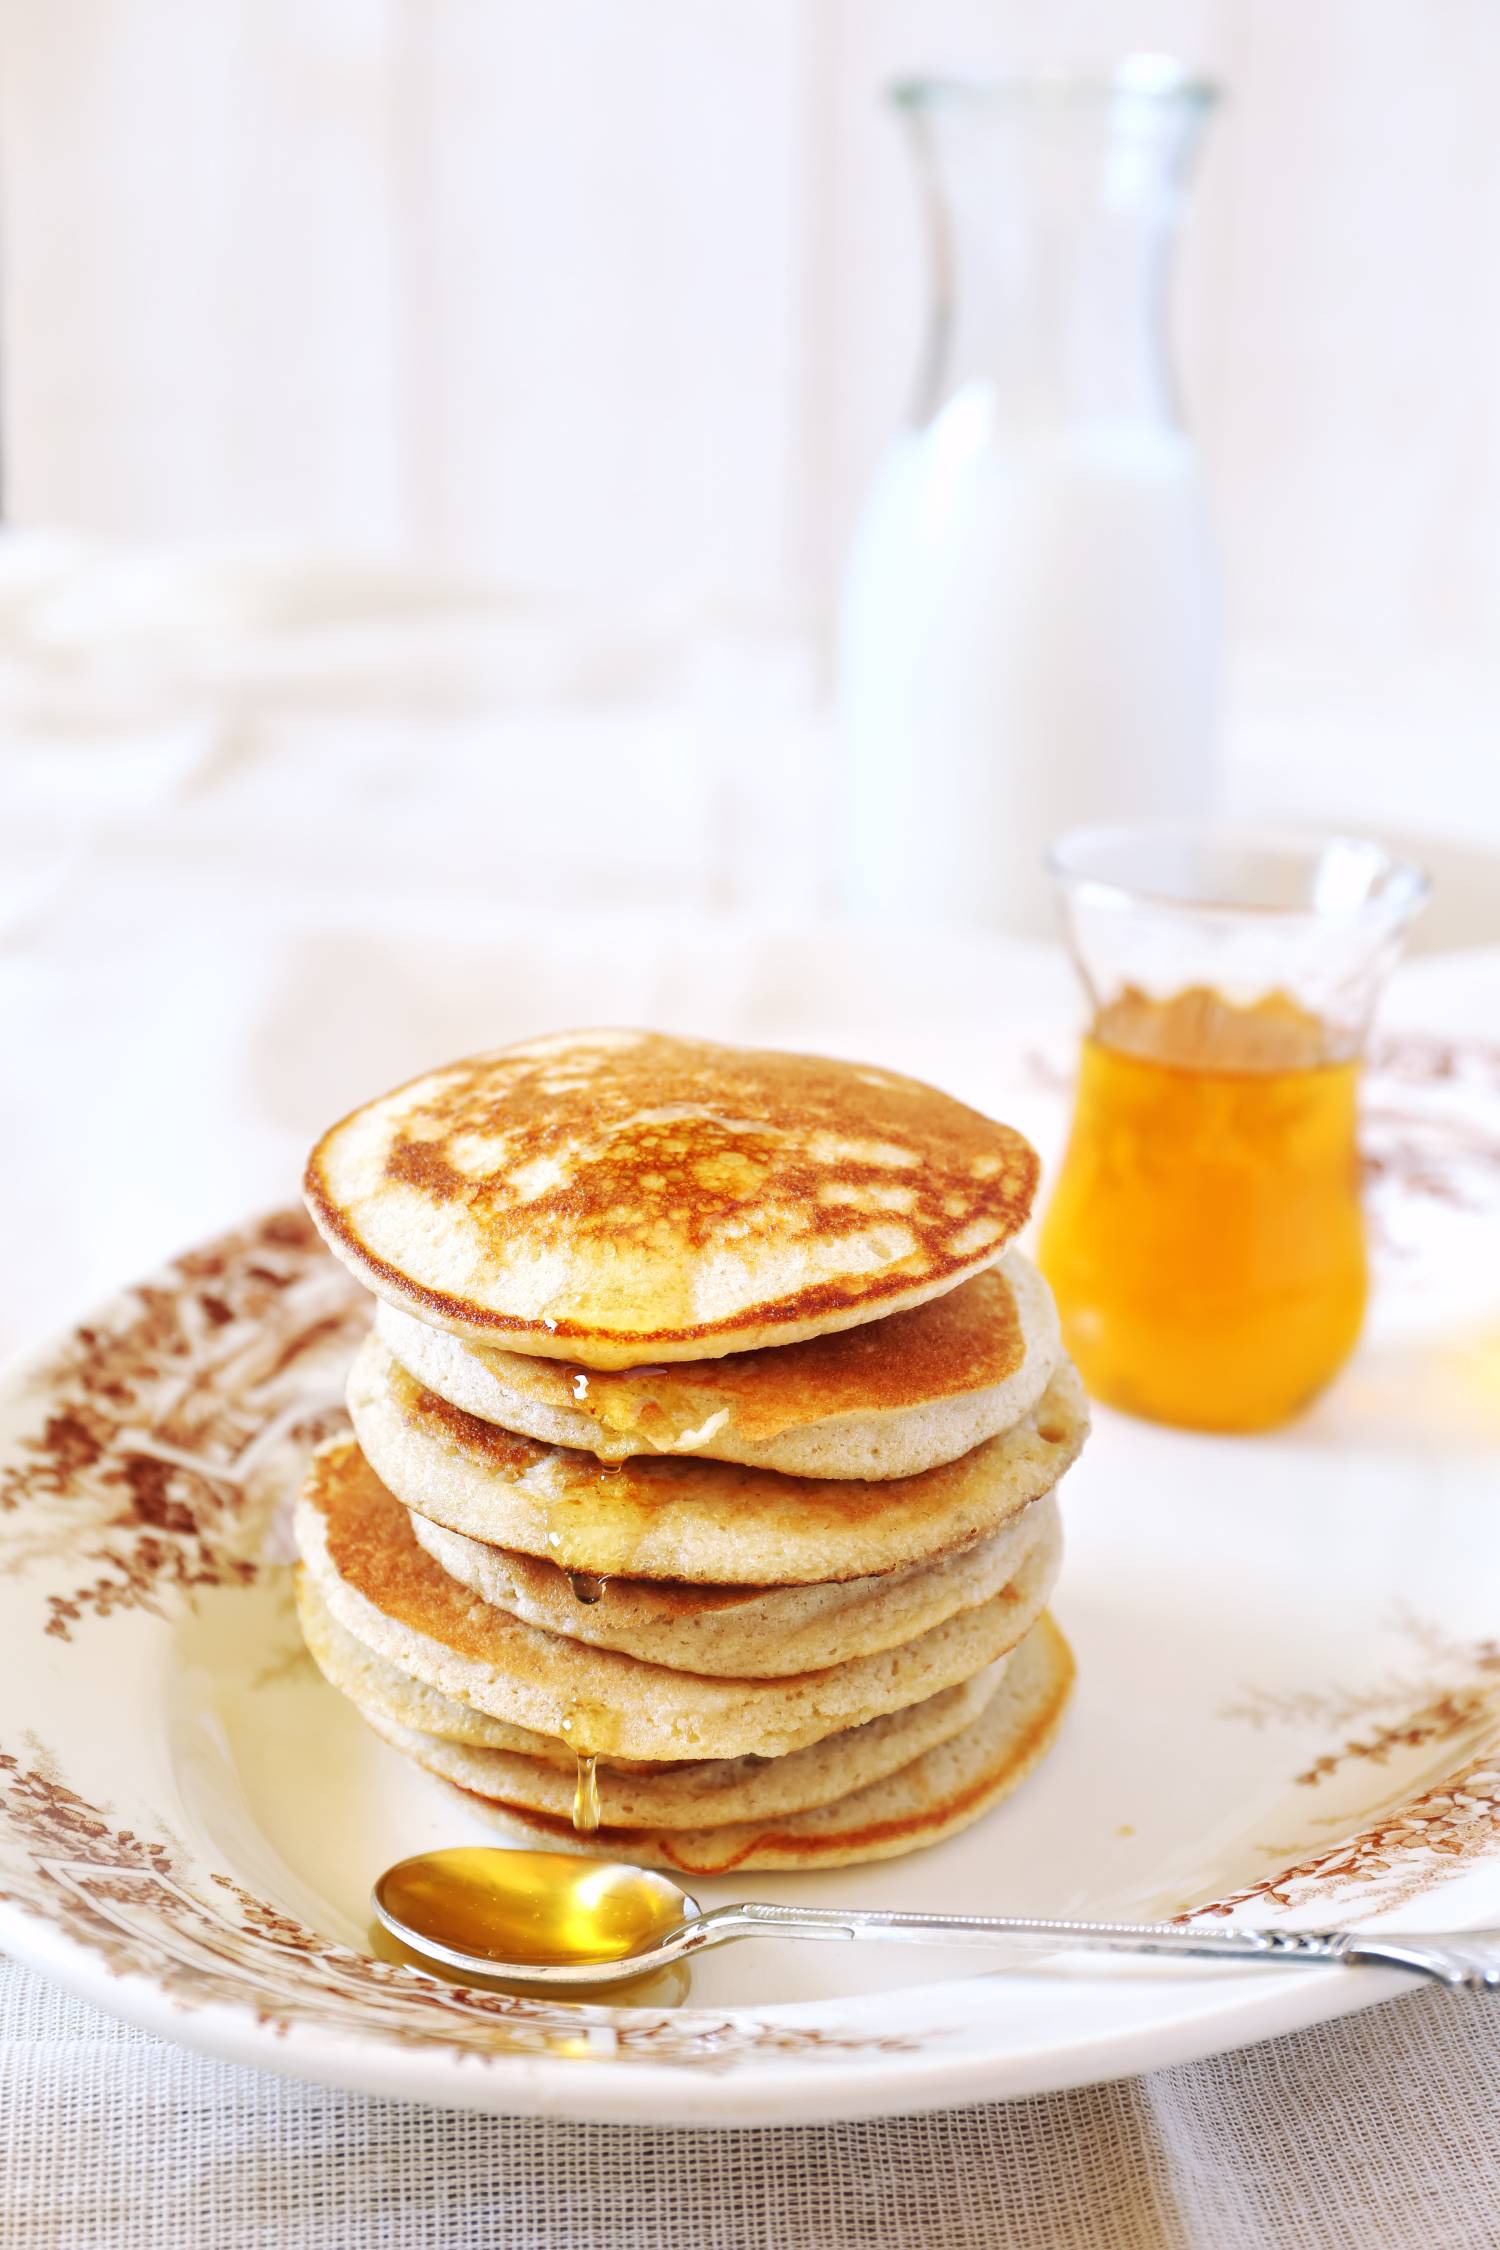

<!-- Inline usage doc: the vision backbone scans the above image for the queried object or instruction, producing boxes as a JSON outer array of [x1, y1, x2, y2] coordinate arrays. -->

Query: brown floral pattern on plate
[[0, 1750, 916, 2069], [0, 1211, 362, 1638], [1202, 1611, 1500, 1919], [0, 1218, 927, 2067], [1191, 1748, 1500, 1926]]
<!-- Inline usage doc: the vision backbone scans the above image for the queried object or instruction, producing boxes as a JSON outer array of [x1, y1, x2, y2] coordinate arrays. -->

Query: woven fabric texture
[[2, 1959, 1497, 2250]]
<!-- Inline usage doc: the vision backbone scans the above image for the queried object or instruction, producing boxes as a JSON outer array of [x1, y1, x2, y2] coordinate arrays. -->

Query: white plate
[[2, 1025, 1499, 2124]]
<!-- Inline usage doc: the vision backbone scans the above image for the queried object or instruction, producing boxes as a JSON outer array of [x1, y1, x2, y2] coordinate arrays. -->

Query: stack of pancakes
[[295, 1030, 1089, 1874]]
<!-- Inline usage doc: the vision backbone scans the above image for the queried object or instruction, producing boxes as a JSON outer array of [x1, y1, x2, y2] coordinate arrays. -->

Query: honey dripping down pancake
[[295, 1569, 1024, 1826], [345, 1330, 1088, 1586], [375, 1249, 1064, 1482], [304, 1029, 1040, 1366], [406, 1616, 1076, 1875], [404, 1493, 1060, 1677], [292, 1438, 1063, 1764]]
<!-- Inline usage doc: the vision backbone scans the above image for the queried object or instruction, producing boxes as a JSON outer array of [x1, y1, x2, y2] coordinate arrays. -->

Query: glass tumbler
[[1037, 823, 1429, 1432]]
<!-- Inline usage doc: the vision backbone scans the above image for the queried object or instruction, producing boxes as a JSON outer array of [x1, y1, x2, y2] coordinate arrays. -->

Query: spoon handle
[[702, 1905, 1500, 1990]]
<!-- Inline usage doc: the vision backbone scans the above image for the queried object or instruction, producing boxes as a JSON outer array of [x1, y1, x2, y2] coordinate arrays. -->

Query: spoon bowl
[[373, 1847, 697, 1983]]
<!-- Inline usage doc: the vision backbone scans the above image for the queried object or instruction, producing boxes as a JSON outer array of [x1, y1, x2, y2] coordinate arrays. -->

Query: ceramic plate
[[2, 1025, 1499, 2124]]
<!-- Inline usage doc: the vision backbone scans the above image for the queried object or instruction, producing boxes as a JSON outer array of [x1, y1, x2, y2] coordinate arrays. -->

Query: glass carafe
[[1037, 823, 1429, 1432], [839, 58, 1220, 935]]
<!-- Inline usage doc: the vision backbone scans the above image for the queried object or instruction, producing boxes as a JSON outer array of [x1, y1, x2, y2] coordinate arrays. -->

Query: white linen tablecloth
[[2, 1957, 1497, 2250], [3, 538, 1498, 2250]]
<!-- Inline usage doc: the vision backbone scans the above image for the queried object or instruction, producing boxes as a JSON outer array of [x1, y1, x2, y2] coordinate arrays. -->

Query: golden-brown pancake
[[304, 1029, 1039, 1366], [406, 1494, 1058, 1677], [376, 1251, 1062, 1482], [346, 1329, 1088, 1585], [404, 1614, 1075, 1872], [293, 1438, 1061, 1762], [296, 1567, 577, 1760], [299, 1570, 1017, 1828]]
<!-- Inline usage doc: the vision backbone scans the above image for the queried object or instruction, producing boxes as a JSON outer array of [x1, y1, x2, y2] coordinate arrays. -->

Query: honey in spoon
[[367, 1914, 693, 2005], [374, 1846, 690, 1972]]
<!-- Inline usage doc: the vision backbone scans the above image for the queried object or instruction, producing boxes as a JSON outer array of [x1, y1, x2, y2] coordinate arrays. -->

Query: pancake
[[316, 1596, 1014, 1828], [293, 1438, 1062, 1762], [376, 1250, 1062, 1482], [296, 1569, 574, 1762], [304, 1029, 1039, 1366], [408, 1493, 1058, 1677], [347, 1329, 1088, 1585], [408, 1614, 1074, 1872], [359, 1671, 1001, 1827]]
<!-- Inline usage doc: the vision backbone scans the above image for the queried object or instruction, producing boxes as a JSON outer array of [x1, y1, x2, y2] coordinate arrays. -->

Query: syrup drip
[[530, 1443, 671, 1582], [568, 1570, 606, 1605], [572, 1753, 601, 1835], [560, 1697, 618, 1835]]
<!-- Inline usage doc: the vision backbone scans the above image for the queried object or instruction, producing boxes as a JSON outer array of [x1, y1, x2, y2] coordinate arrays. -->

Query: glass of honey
[[1037, 823, 1428, 1432]]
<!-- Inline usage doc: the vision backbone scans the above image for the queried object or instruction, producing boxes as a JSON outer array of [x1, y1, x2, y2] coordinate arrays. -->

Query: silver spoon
[[372, 1847, 1500, 1991]]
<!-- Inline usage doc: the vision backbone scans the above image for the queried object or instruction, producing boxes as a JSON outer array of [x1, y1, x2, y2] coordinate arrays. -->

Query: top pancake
[[304, 1029, 1039, 1366]]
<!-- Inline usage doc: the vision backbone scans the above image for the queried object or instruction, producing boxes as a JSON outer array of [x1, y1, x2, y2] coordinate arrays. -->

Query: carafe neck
[[897, 62, 1216, 437]]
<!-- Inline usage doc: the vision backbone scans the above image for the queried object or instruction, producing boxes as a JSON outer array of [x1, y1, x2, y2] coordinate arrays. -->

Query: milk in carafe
[[839, 61, 1221, 935]]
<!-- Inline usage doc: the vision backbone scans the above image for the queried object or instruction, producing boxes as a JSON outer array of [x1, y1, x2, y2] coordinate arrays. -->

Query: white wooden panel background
[[0, 0, 1496, 682]]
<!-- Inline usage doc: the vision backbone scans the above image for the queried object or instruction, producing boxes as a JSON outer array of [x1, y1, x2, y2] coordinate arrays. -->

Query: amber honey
[[570, 1752, 602, 1834], [367, 1918, 692, 2007], [372, 1847, 688, 1977], [1038, 987, 1368, 1431], [559, 1691, 622, 1836]]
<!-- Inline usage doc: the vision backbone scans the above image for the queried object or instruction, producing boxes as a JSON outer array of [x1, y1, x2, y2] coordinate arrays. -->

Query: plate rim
[[0, 1889, 1419, 2122]]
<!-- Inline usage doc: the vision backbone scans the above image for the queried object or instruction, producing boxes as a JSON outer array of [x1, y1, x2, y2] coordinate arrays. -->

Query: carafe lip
[[892, 54, 1220, 115], [1048, 820, 1431, 929]]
